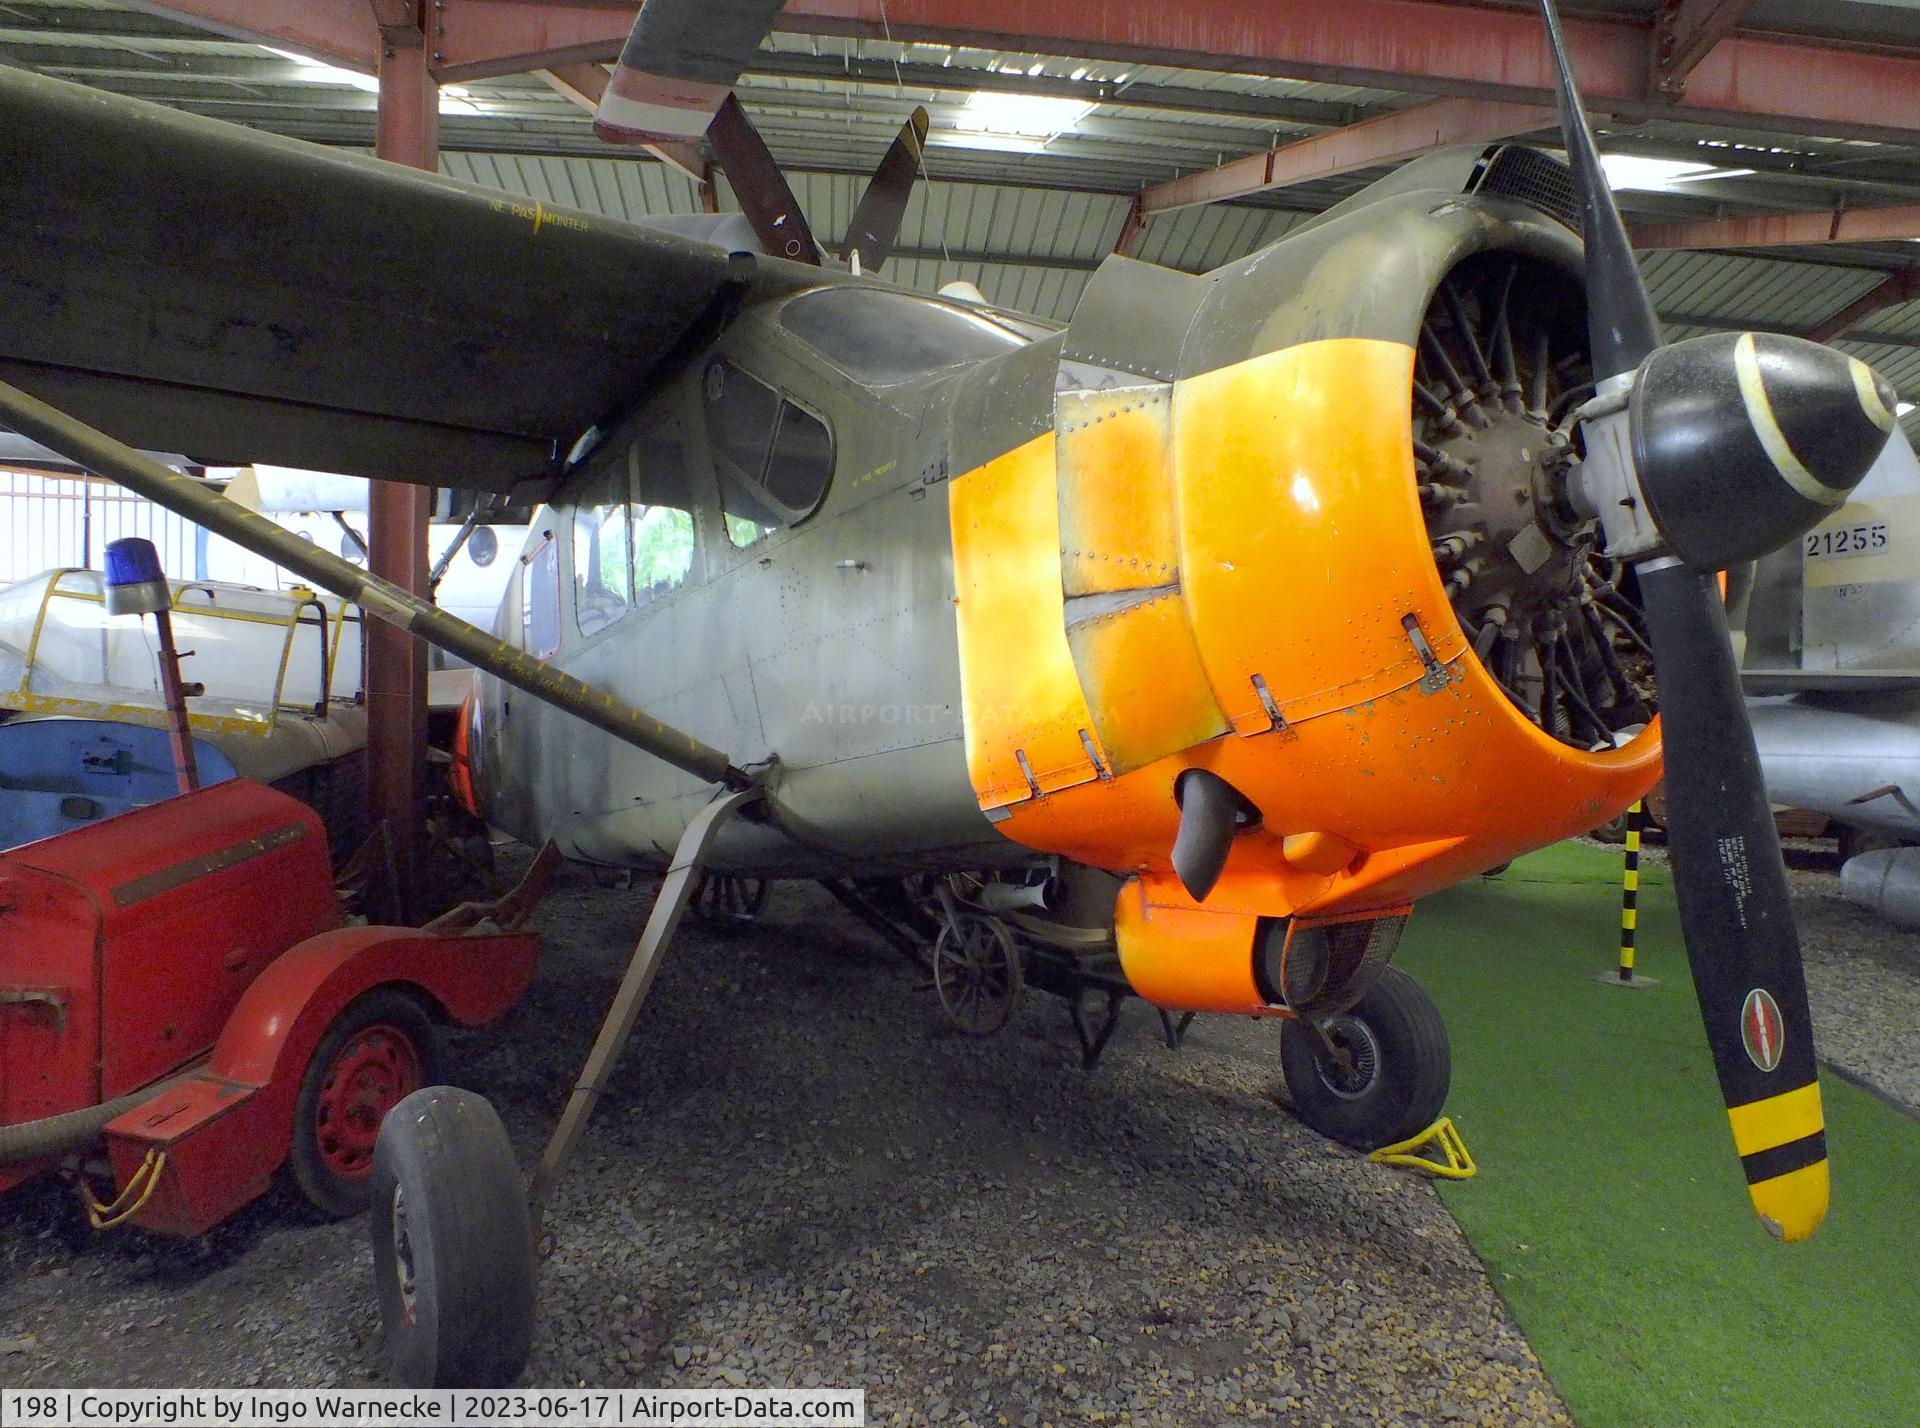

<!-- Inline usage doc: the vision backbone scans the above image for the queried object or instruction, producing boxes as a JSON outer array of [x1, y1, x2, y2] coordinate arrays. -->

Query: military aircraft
[[0, 0, 1899, 1389], [1735, 429, 1920, 922]]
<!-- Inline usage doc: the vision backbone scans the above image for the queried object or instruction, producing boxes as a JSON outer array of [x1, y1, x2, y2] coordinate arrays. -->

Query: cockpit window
[[704, 360, 779, 484], [703, 360, 834, 549], [764, 402, 833, 513], [778, 286, 1025, 386]]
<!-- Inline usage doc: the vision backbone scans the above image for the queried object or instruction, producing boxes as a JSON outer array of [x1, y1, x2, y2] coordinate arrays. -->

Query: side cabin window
[[573, 493, 631, 640], [572, 413, 699, 638], [701, 360, 833, 550], [629, 415, 697, 604], [521, 527, 561, 659]]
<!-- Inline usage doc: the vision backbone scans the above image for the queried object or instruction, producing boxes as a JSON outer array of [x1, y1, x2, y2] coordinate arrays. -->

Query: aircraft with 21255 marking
[[0, 0, 1899, 1389]]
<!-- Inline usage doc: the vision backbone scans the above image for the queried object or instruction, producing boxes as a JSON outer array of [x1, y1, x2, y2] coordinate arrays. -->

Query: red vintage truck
[[0, 777, 543, 1235]]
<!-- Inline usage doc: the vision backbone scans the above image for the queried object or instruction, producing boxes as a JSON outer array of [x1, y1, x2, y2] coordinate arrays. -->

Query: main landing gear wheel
[[933, 910, 1022, 1036], [371, 1086, 536, 1389], [1279, 966, 1451, 1151], [290, 989, 437, 1218]]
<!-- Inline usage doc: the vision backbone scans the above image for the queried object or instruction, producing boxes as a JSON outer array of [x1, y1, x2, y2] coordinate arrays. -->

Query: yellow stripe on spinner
[[1727, 1080, 1824, 1158], [1735, 332, 1848, 508], [1851, 357, 1896, 434]]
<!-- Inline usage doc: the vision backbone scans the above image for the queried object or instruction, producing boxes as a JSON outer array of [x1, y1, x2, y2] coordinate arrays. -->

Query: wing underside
[[0, 66, 739, 492]]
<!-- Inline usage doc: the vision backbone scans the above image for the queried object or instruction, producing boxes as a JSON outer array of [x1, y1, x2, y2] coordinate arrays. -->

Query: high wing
[[0, 65, 741, 494]]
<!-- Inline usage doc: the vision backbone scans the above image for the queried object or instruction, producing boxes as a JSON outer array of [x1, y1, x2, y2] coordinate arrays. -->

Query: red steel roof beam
[[1807, 270, 1920, 344], [1112, 196, 1146, 257], [1138, 97, 1552, 216], [429, 0, 632, 82], [134, 2, 1920, 147], [778, 0, 1920, 147], [1649, 0, 1757, 97], [1635, 205, 1920, 250], [120, 0, 378, 70]]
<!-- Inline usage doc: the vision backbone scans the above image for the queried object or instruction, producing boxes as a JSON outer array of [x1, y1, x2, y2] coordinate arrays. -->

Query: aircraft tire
[[371, 1086, 536, 1388], [1279, 966, 1451, 1151]]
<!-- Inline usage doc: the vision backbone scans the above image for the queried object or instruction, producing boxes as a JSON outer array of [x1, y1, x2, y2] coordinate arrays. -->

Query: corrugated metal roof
[[1642, 251, 1888, 327]]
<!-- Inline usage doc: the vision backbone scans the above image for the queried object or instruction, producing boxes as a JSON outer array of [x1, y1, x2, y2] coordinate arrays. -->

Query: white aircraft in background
[[1743, 428, 1920, 923]]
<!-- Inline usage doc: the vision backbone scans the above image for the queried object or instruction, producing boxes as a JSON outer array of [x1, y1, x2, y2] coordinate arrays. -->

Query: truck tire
[[1279, 966, 1450, 1151], [371, 1086, 536, 1388], [291, 988, 438, 1218]]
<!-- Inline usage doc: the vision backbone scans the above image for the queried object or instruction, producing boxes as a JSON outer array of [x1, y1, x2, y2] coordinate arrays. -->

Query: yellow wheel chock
[[1367, 1116, 1476, 1179]]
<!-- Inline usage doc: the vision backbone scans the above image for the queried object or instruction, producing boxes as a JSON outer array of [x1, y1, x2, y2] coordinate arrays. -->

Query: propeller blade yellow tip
[[1750, 1159, 1829, 1243]]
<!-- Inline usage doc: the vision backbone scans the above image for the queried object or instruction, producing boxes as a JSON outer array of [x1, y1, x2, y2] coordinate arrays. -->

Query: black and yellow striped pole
[[1617, 800, 1643, 982]]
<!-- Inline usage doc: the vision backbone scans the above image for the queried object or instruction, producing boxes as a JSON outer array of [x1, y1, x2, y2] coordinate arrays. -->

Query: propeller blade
[[1536, 0, 1660, 380], [840, 106, 929, 274], [1538, 0, 1895, 1240], [706, 93, 821, 265], [1636, 565, 1827, 1239]]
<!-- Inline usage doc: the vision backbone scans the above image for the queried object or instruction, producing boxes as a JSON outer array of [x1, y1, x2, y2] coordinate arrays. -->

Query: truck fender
[[206, 925, 538, 1167]]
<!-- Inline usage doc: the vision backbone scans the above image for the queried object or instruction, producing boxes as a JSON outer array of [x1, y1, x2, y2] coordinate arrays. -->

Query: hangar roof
[[4, 0, 1918, 433]]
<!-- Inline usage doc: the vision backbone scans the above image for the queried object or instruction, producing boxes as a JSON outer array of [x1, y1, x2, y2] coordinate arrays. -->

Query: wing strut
[[526, 784, 762, 1229], [0, 377, 755, 793]]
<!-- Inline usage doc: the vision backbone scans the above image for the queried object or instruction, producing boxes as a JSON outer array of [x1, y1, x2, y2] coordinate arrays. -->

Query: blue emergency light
[[103, 536, 171, 617]]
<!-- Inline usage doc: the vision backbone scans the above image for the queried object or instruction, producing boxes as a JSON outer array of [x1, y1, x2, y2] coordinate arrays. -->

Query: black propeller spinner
[[1538, 0, 1896, 1240]]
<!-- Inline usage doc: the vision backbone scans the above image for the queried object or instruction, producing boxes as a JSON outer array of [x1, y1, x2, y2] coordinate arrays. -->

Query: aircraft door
[[546, 399, 769, 858]]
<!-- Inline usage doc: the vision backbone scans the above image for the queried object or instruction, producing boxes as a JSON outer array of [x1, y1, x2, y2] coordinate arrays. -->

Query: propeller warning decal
[[1742, 988, 1786, 1073]]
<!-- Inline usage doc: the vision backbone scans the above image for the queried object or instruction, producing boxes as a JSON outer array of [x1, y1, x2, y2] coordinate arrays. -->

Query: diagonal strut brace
[[526, 785, 762, 1232]]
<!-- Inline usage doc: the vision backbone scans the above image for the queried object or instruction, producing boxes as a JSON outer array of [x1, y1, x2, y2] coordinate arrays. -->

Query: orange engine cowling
[[949, 188, 1662, 1015]]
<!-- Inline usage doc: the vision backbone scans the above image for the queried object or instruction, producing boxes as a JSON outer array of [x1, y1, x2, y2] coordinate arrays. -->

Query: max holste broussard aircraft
[[0, 0, 1899, 1389]]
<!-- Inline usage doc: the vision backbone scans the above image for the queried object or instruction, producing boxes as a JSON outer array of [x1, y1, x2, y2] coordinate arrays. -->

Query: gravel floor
[[5, 846, 1910, 1422], [1, 864, 1571, 1426]]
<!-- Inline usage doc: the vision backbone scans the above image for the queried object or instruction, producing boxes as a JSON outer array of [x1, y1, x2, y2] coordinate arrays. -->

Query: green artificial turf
[[1397, 842, 1920, 1428]]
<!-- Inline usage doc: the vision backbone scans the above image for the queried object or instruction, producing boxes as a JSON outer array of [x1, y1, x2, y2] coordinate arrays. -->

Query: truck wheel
[[1279, 966, 1450, 1151], [371, 1086, 536, 1389], [291, 989, 438, 1218]]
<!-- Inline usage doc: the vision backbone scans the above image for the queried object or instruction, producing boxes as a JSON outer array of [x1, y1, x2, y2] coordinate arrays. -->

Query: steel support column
[[369, 12, 438, 917], [1649, 0, 1756, 96]]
